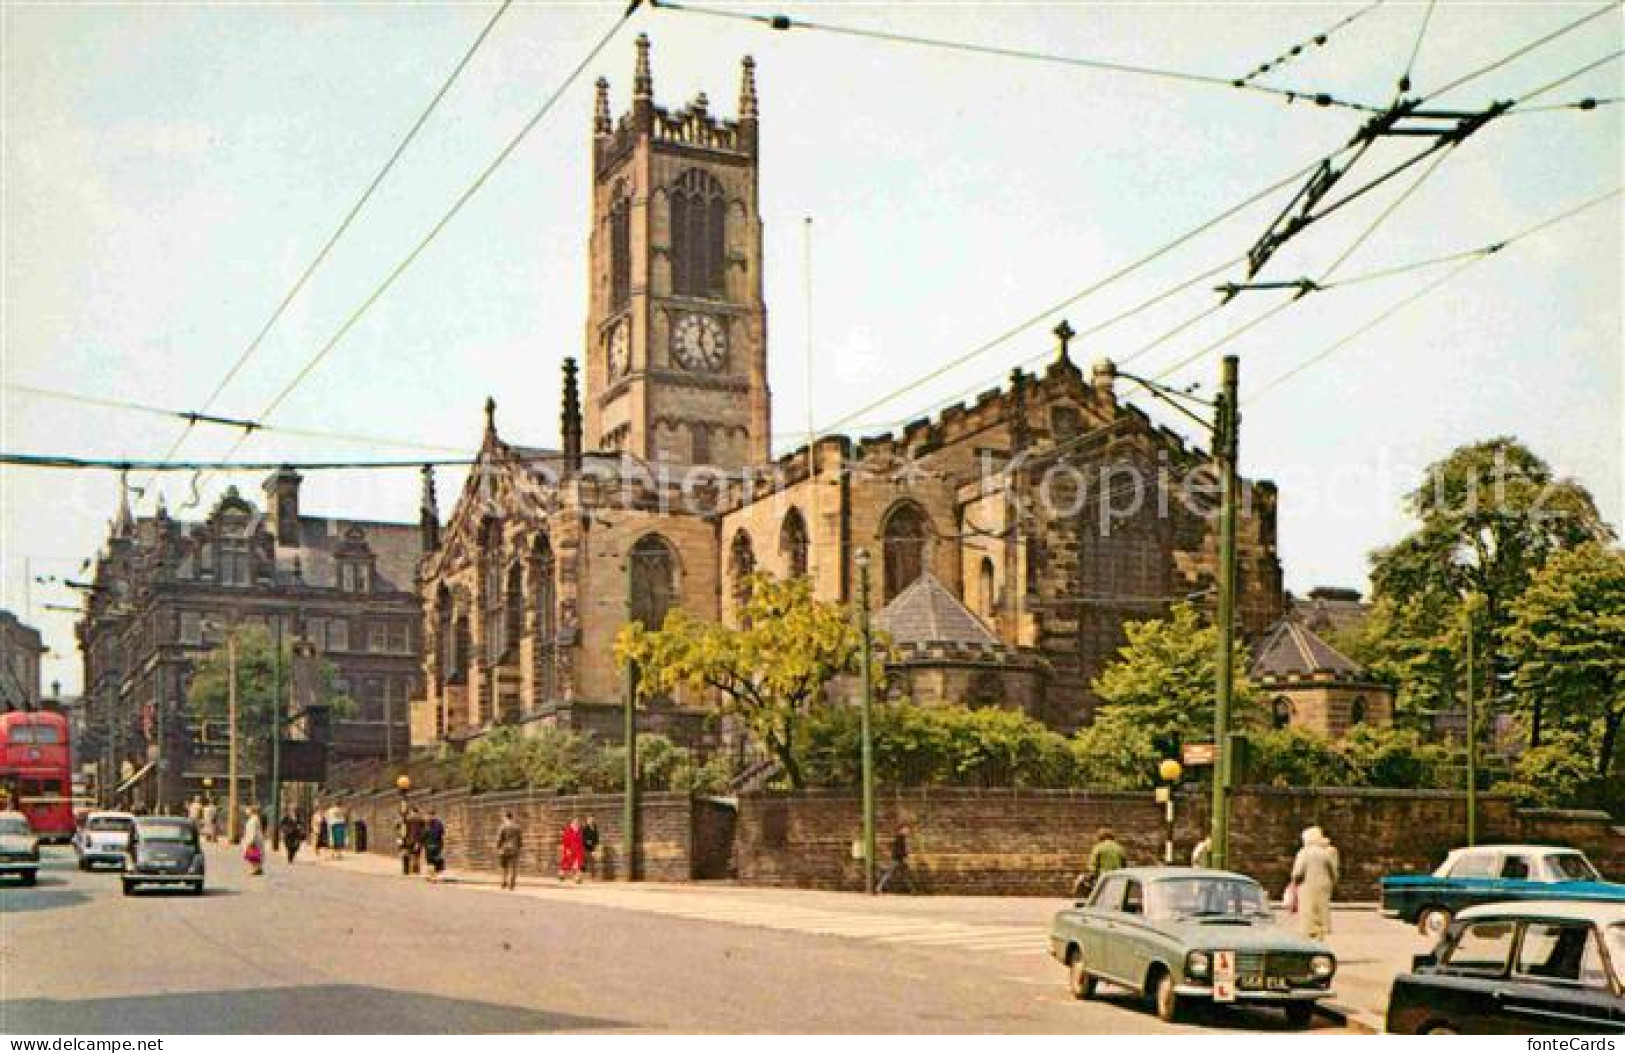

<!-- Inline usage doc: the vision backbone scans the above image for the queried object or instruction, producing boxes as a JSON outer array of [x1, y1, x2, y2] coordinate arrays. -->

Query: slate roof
[[283, 516, 422, 593], [876, 572, 999, 647], [1251, 618, 1363, 680]]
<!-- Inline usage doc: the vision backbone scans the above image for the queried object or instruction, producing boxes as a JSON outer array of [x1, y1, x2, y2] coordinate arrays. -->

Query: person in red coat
[[558, 818, 585, 884]]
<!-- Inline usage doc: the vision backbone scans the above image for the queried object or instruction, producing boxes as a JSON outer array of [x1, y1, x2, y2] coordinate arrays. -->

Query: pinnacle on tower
[[561, 357, 583, 474], [594, 77, 612, 135], [484, 396, 498, 443], [113, 469, 134, 537], [633, 33, 653, 100], [1053, 319, 1076, 363], [739, 55, 758, 120]]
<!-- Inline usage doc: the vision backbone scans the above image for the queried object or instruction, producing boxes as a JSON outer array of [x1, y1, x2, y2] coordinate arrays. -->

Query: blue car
[[1382, 845, 1625, 938]]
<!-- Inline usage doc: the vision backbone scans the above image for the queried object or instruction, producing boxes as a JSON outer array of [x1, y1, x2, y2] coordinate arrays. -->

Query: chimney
[[263, 467, 302, 547], [420, 465, 441, 552], [562, 357, 583, 475]]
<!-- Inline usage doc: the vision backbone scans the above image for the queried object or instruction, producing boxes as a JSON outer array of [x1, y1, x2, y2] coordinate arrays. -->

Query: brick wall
[[333, 788, 697, 882], [733, 788, 1625, 899]]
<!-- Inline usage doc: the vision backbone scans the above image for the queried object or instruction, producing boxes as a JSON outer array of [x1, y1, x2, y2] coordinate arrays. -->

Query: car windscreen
[[1148, 877, 1269, 919], [0, 816, 29, 835], [136, 822, 196, 845], [86, 816, 133, 832], [1608, 925, 1624, 977], [1548, 853, 1602, 882]]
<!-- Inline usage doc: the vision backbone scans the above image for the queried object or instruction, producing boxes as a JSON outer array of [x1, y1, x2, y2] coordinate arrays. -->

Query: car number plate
[[1239, 975, 1290, 992], [1213, 950, 1237, 1003]]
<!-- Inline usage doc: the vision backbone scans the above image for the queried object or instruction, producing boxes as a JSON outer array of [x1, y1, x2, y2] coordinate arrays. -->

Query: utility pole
[[855, 549, 877, 895], [1464, 598, 1478, 847], [1211, 355, 1241, 871], [226, 630, 240, 844], [270, 617, 283, 848], [623, 556, 639, 883]]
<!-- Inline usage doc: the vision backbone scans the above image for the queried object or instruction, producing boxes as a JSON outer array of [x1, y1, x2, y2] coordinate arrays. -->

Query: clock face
[[672, 313, 727, 372], [607, 319, 631, 378]]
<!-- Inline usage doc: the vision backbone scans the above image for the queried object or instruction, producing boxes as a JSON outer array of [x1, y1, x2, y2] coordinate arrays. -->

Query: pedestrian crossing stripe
[[495, 884, 1047, 956]]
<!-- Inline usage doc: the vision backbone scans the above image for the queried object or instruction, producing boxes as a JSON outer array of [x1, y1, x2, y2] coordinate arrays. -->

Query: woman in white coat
[[1290, 826, 1339, 940]]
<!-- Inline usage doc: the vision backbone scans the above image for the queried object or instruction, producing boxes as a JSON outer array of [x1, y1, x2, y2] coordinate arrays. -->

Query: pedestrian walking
[[313, 806, 330, 859], [1288, 825, 1340, 940], [580, 816, 599, 879], [423, 809, 447, 883], [1191, 837, 1213, 869], [558, 818, 584, 884], [496, 811, 524, 891], [1073, 827, 1128, 899], [242, 806, 265, 876], [201, 800, 219, 844], [279, 811, 305, 864], [876, 823, 915, 894], [397, 804, 425, 875], [327, 803, 348, 859], [186, 796, 203, 828]]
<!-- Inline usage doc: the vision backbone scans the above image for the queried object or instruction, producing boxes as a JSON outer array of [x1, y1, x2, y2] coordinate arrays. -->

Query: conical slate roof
[[876, 571, 998, 647], [1251, 618, 1362, 679]]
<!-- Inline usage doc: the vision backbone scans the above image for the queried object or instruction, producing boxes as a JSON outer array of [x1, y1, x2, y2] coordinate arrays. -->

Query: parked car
[[0, 810, 40, 886], [1386, 900, 1625, 1034], [122, 816, 204, 895], [1049, 867, 1336, 1027], [74, 810, 135, 871], [1382, 845, 1625, 937]]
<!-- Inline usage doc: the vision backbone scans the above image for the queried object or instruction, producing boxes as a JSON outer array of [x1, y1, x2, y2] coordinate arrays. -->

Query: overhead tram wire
[[805, 142, 1363, 442], [1237, 0, 1387, 88], [143, 0, 516, 499], [648, 0, 1381, 113], [199, 3, 644, 491], [1416, 2, 1621, 106], [1396, 0, 1438, 95], [1248, 185, 1622, 402], [2, 382, 466, 454]]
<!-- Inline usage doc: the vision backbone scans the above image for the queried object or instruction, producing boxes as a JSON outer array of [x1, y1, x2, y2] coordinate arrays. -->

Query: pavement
[[1, 842, 1378, 1034]]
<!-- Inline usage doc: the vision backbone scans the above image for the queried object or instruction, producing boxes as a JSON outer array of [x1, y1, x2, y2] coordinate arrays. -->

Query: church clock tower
[[584, 35, 770, 469]]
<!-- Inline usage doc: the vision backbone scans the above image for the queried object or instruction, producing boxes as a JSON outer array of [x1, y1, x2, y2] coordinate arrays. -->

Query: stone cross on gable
[[1053, 319, 1076, 363]]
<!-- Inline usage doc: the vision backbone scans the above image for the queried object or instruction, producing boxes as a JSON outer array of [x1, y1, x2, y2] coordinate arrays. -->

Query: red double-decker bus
[[0, 710, 75, 842]]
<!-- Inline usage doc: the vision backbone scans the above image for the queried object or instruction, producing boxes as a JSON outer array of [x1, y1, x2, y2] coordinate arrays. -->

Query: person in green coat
[[1073, 828, 1128, 898]]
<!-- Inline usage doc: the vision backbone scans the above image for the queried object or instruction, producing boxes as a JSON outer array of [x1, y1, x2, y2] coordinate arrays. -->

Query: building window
[[629, 534, 678, 630], [1051, 405, 1083, 443], [610, 184, 631, 309], [691, 424, 711, 465], [1349, 696, 1368, 726], [978, 557, 997, 621], [327, 618, 349, 653], [219, 540, 252, 588], [780, 508, 809, 579], [729, 530, 756, 615], [369, 622, 410, 654], [1272, 696, 1294, 730], [178, 611, 202, 646], [339, 560, 371, 594], [503, 561, 524, 663], [671, 168, 726, 298], [481, 520, 504, 665], [881, 502, 930, 602]]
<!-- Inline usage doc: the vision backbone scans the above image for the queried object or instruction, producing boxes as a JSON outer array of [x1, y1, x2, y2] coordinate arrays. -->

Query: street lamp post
[[1158, 758, 1183, 864], [854, 548, 877, 895], [1463, 596, 1479, 847], [226, 630, 240, 844], [623, 553, 640, 883]]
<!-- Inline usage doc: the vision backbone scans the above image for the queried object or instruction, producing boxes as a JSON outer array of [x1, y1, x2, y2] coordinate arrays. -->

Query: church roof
[[876, 571, 999, 647], [1251, 618, 1362, 680]]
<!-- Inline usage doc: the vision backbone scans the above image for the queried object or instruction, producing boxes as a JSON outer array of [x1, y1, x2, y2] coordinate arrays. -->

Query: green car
[[1049, 867, 1336, 1027]]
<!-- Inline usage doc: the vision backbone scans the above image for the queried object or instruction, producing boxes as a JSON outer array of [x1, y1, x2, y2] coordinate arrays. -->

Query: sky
[[3, 1, 1620, 695]]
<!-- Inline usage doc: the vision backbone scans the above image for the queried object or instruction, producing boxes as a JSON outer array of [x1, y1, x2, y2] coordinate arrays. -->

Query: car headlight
[[1311, 954, 1335, 979], [1186, 951, 1211, 979]]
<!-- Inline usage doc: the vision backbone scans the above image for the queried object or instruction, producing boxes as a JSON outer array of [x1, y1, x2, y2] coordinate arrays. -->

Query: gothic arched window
[[1349, 696, 1368, 727], [729, 530, 756, 614], [503, 561, 523, 663], [610, 182, 631, 309], [978, 556, 997, 621], [1272, 696, 1294, 730], [481, 520, 505, 665], [671, 169, 726, 298], [780, 508, 809, 579], [881, 502, 930, 602], [435, 584, 455, 687], [532, 535, 557, 702], [630, 534, 678, 630], [1051, 405, 1083, 444]]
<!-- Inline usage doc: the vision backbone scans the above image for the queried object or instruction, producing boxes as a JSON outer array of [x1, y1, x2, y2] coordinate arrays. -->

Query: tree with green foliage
[[1089, 601, 1261, 743], [798, 702, 1074, 789], [616, 574, 877, 789], [1365, 438, 1611, 745], [188, 625, 353, 784], [1502, 542, 1625, 784], [1068, 715, 1161, 790]]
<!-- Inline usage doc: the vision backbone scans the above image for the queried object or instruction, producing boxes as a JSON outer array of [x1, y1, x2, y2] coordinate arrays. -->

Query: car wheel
[[1417, 906, 1452, 938], [1152, 969, 1183, 1023], [21, 871, 37, 887], [1285, 1002, 1314, 1029], [121, 880, 135, 896], [1423, 1025, 1457, 1035], [1066, 948, 1098, 1000], [188, 882, 204, 896], [77, 857, 89, 871]]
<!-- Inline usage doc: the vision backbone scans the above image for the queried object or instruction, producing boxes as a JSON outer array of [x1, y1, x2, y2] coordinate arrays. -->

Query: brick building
[[77, 470, 427, 809], [413, 38, 1285, 747], [0, 610, 45, 711]]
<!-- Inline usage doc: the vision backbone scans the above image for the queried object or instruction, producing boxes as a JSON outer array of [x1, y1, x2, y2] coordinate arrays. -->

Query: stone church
[[411, 38, 1285, 748]]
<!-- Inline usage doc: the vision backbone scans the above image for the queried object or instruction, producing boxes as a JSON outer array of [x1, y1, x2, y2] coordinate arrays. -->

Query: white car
[[74, 810, 135, 870]]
